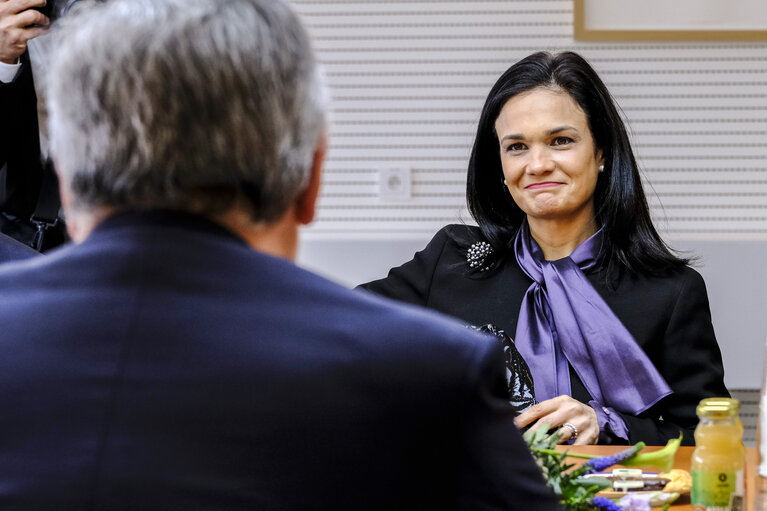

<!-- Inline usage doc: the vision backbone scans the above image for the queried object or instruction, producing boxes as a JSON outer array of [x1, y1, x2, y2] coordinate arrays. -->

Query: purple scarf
[[512, 221, 672, 415]]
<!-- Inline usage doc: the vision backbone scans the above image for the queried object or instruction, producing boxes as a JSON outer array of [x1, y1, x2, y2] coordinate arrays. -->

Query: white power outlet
[[378, 167, 411, 201]]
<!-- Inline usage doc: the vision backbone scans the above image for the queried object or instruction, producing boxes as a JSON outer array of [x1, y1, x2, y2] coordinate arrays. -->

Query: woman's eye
[[552, 136, 573, 146], [506, 142, 526, 152]]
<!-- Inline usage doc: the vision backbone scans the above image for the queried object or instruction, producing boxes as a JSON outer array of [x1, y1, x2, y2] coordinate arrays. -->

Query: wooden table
[[557, 445, 757, 510]]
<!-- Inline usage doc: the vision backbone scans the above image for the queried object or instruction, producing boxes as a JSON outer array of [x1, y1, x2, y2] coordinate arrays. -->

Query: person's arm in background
[[1, 0, 49, 68], [0, 58, 21, 82], [0, 0, 49, 220]]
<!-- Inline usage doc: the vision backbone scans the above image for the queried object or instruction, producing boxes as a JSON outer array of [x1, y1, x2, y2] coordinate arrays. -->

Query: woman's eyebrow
[[548, 125, 577, 135], [500, 125, 579, 142], [500, 133, 524, 143]]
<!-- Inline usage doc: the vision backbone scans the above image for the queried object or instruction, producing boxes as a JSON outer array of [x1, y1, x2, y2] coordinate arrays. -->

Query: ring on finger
[[560, 422, 578, 441]]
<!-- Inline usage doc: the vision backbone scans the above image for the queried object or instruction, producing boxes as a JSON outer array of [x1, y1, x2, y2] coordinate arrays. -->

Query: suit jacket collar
[[92, 209, 249, 247]]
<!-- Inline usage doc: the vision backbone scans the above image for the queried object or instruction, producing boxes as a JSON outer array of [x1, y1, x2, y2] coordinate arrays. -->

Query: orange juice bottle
[[691, 397, 745, 511]]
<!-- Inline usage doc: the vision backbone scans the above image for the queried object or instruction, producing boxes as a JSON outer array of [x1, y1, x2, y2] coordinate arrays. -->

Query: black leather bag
[[0, 162, 67, 252]]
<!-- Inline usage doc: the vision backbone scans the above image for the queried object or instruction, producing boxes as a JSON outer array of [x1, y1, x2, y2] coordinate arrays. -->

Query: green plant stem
[[532, 448, 595, 460]]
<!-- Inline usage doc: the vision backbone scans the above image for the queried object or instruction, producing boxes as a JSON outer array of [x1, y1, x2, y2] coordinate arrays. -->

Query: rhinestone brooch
[[467, 241, 493, 271]]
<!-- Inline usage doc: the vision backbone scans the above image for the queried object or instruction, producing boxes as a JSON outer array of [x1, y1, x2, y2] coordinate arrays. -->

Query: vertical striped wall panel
[[289, 0, 767, 238]]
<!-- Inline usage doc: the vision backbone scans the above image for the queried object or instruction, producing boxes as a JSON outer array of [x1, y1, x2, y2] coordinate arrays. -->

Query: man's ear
[[295, 133, 327, 225]]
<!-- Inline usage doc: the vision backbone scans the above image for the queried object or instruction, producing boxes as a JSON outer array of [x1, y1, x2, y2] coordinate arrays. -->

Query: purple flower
[[592, 496, 622, 511], [582, 442, 645, 474], [618, 493, 653, 511]]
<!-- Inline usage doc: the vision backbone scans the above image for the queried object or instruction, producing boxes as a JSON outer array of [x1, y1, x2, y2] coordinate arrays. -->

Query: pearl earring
[[599, 164, 604, 172]]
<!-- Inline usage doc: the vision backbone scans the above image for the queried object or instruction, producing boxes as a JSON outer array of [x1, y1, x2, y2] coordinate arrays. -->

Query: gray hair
[[47, 0, 327, 221]]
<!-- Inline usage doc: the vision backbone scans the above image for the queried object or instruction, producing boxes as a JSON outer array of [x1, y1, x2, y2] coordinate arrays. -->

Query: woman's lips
[[525, 182, 562, 190]]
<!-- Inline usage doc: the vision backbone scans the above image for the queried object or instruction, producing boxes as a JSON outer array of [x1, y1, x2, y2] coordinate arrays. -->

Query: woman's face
[[494, 86, 602, 225]]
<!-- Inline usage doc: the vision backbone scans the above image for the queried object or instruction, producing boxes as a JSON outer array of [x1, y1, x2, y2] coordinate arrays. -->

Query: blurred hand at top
[[0, 0, 50, 65]]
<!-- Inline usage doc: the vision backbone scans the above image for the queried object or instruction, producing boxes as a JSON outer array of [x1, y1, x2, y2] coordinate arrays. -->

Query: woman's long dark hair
[[466, 51, 687, 282]]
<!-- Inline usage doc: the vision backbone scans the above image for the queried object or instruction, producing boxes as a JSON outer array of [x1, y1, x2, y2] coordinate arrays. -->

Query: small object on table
[[613, 479, 644, 492], [587, 468, 672, 494], [658, 469, 692, 494]]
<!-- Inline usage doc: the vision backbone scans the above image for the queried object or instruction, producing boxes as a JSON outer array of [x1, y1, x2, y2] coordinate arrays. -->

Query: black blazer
[[0, 52, 67, 250], [0, 52, 44, 219], [361, 225, 729, 446], [0, 212, 560, 510]]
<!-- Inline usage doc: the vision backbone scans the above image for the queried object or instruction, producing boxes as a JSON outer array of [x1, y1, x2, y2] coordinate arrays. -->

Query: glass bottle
[[691, 397, 745, 511], [754, 344, 767, 510]]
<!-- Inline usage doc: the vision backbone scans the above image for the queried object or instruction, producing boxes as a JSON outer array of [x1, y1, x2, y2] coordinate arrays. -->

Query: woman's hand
[[514, 395, 599, 445]]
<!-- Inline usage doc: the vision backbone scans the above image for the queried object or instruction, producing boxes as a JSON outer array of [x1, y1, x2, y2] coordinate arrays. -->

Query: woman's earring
[[598, 164, 605, 173]]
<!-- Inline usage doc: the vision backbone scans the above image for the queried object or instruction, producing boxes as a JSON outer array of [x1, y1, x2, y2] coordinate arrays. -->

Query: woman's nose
[[527, 147, 555, 174]]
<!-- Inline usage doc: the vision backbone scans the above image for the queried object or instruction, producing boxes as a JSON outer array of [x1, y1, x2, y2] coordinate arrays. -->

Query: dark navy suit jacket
[[0, 231, 39, 262], [0, 211, 560, 510]]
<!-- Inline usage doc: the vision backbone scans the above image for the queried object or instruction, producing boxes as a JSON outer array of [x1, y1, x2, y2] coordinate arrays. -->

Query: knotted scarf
[[512, 221, 672, 415]]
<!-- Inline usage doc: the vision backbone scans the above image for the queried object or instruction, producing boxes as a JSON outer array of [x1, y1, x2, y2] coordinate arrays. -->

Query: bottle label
[[691, 469, 743, 511]]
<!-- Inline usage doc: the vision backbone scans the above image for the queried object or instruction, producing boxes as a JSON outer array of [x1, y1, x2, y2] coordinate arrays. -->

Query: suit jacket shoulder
[[0, 212, 560, 510], [0, 232, 39, 262]]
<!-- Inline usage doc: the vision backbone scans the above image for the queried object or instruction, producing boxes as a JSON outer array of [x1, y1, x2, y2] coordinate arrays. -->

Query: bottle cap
[[696, 397, 740, 418]]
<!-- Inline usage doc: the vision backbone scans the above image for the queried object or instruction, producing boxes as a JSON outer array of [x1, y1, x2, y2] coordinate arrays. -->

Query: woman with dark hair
[[360, 51, 728, 446]]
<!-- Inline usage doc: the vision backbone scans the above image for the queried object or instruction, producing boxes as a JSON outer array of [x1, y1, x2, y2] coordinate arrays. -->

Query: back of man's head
[[47, 0, 326, 223]]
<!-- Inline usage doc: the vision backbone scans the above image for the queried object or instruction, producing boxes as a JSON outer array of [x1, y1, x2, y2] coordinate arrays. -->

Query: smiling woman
[[359, 51, 730, 448], [496, 86, 602, 257]]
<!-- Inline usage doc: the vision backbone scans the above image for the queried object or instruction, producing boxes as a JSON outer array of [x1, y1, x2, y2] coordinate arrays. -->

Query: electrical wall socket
[[378, 167, 411, 201]]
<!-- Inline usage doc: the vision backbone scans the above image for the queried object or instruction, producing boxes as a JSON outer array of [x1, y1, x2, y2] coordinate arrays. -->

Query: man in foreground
[[0, 0, 560, 509]]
